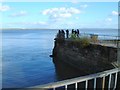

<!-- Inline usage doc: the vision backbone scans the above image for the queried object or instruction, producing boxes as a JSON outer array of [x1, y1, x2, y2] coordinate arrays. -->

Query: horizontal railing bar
[[79, 33, 120, 38], [28, 68, 120, 89]]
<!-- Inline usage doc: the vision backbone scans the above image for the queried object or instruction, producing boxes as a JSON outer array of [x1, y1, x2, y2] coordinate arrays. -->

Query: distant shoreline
[[1, 28, 58, 30], [1, 28, 118, 30]]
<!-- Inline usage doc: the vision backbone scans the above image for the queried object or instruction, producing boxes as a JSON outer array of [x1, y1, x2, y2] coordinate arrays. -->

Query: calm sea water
[[2, 30, 58, 88], [2, 29, 118, 88]]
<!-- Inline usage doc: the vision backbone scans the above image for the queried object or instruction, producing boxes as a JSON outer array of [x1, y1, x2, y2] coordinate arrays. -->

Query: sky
[[0, 2, 119, 29]]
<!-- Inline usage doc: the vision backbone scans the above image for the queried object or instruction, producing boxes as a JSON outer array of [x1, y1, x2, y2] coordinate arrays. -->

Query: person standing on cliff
[[56, 30, 61, 39], [59, 30, 61, 34], [72, 29, 74, 34], [66, 29, 69, 38], [77, 29, 79, 37], [61, 30, 65, 39], [74, 30, 77, 37]]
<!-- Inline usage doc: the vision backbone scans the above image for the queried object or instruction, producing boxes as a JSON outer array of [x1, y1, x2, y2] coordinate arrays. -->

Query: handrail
[[79, 33, 120, 38], [28, 68, 120, 89]]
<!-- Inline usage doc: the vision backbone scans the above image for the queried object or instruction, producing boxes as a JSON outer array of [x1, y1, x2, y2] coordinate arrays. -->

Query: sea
[[1, 29, 118, 88]]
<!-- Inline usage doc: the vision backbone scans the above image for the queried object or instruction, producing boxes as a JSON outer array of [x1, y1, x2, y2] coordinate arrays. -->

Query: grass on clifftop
[[70, 33, 90, 48]]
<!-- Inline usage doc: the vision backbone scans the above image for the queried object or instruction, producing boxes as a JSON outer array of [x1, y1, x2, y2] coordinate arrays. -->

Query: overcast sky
[[1, 2, 119, 29]]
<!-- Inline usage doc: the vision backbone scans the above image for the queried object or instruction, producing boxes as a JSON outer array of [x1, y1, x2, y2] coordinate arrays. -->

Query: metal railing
[[56, 31, 120, 48], [29, 68, 120, 90], [79, 33, 119, 40], [73, 33, 120, 48]]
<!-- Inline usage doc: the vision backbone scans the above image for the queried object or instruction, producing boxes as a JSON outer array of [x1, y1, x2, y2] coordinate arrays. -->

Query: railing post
[[53, 87, 56, 90], [115, 36, 117, 47], [118, 1, 120, 68], [108, 74, 112, 90], [94, 78, 96, 90], [113, 72, 118, 90], [65, 85, 67, 90], [85, 80, 88, 90], [117, 40, 120, 67], [75, 82, 77, 90], [102, 76, 105, 90]]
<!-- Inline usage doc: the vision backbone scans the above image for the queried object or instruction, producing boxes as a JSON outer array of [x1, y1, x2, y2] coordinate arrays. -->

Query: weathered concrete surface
[[53, 39, 117, 74]]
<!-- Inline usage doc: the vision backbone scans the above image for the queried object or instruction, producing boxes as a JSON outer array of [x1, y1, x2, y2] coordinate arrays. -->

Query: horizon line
[[1, 28, 118, 30]]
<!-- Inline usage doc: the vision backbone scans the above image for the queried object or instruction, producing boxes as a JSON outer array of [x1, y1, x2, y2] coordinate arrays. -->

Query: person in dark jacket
[[66, 29, 69, 38], [72, 29, 74, 34], [61, 30, 65, 39], [77, 29, 79, 37]]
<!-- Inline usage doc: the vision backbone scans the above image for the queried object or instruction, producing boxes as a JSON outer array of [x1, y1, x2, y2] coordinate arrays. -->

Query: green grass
[[70, 34, 90, 48]]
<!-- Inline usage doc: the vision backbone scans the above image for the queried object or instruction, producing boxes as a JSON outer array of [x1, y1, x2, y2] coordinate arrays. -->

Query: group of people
[[57, 29, 80, 39], [72, 29, 79, 37]]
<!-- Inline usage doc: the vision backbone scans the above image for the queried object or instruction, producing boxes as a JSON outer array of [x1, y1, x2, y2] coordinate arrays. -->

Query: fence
[[29, 68, 120, 90], [56, 30, 120, 47], [71, 33, 120, 47]]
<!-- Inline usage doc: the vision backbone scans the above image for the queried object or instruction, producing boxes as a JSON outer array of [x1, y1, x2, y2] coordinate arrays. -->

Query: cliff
[[52, 38, 117, 75]]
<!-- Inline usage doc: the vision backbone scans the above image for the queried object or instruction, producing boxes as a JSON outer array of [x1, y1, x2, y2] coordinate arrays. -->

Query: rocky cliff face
[[53, 39, 117, 74]]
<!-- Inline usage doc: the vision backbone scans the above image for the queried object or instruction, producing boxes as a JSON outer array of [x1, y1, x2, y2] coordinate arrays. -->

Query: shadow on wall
[[53, 58, 88, 81]]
